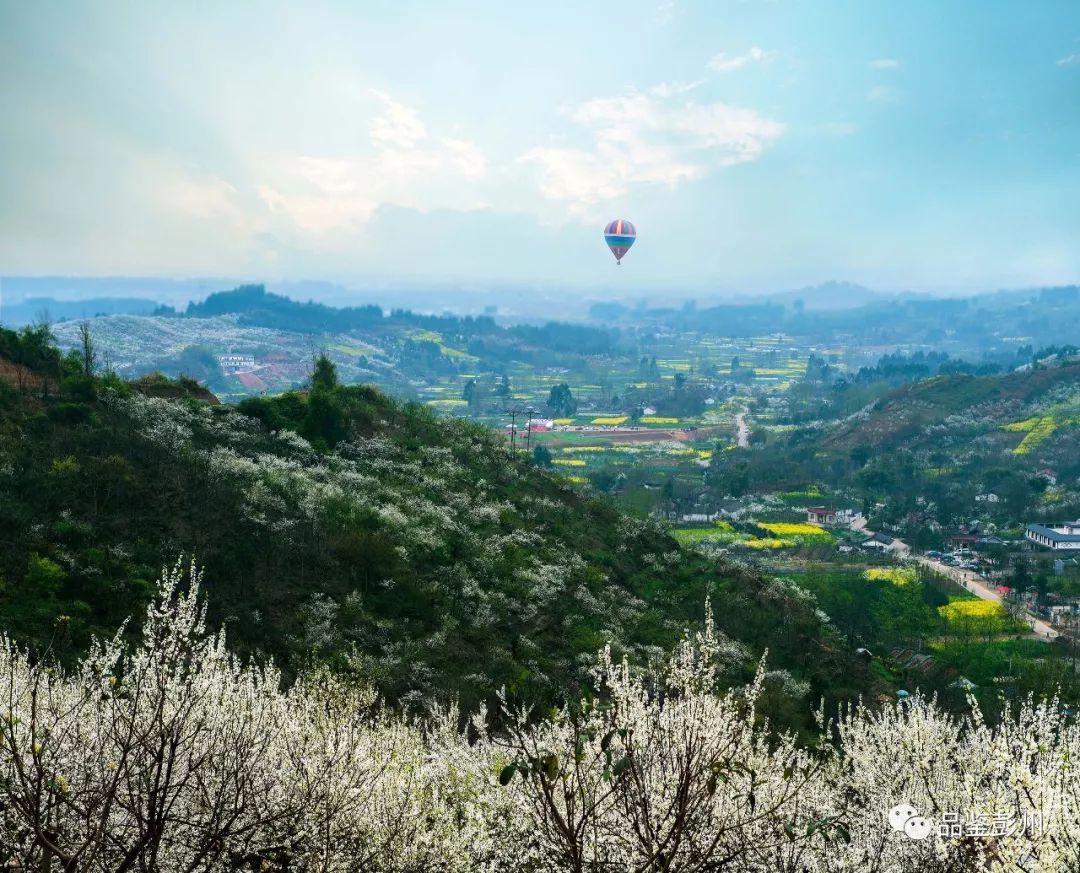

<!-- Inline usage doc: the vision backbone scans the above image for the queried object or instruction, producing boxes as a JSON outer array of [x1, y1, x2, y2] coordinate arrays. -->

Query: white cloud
[[707, 47, 775, 73], [441, 138, 487, 179], [254, 92, 487, 244], [368, 89, 428, 149], [520, 88, 783, 216], [164, 173, 245, 222], [1057, 54, 1080, 66], [871, 58, 901, 70], [649, 80, 705, 98], [517, 148, 629, 211]]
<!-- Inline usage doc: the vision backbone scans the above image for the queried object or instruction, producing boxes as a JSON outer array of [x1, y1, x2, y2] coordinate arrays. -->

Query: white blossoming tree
[[1, 564, 1078, 871]]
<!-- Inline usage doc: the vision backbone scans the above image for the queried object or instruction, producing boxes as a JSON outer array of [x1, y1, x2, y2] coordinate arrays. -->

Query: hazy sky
[[2, 1, 1079, 294]]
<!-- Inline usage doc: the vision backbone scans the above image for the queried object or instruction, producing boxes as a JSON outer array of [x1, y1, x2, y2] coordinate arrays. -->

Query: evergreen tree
[[311, 353, 339, 392], [546, 383, 577, 417]]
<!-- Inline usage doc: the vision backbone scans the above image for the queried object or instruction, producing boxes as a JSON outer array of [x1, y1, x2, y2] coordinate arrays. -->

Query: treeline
[[508, 321, 617, 355], [185, 284, 384, 332], [181, 285, 619, 365], [184, 284, 501, 337], [843, 350, 1001, 386]]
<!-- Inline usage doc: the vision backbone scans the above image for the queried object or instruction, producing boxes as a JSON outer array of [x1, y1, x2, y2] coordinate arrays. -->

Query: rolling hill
[[822, 358, 1080, 461], [0, 326, 866, 730]]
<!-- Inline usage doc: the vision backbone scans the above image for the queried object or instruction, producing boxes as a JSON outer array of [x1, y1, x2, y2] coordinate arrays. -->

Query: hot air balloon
[[603, 219, 636, 265]]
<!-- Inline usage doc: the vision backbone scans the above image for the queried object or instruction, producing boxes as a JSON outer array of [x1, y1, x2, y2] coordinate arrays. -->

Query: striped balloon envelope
[[603, 219, 636, 264]]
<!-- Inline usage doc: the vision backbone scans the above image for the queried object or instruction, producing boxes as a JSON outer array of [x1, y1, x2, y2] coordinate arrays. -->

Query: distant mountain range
[[762, 280, 885, 311], [5, 274, 1079, 324]]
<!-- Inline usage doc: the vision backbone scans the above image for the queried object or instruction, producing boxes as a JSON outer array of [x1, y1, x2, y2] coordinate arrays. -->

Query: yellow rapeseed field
[[939, 600, 1008, 622], [1013, 417, 1056, 455], [864, 567, 917, 585], [760, 522, 833, 538], [745, 538, 794, 549]]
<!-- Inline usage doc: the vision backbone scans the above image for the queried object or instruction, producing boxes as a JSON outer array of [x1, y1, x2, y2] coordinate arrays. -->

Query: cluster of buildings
[[218, 353, 256, 374], [803, 506, 912, 554]]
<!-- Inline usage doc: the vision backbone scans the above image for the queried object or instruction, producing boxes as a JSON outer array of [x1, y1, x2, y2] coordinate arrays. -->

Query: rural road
[[914, 555, 1059, 640], [847, 519, 1059, 640], [735, 412, 749, 448]]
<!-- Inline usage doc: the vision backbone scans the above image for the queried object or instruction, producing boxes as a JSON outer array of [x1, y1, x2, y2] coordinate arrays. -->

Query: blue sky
[[2, 0, 1079, 295]]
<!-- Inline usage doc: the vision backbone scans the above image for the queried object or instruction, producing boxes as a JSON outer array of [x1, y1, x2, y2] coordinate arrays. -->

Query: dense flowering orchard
[[1, 563, 1077, 872], [1, 377, 852, 728]]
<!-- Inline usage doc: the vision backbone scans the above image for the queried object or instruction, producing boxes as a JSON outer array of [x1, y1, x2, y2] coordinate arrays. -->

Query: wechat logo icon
[[888, 803, 932, 840]]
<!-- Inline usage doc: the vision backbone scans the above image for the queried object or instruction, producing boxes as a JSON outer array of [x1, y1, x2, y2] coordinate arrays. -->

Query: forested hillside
[[0, 326, 864, 729], [718, 359, 1080, 515], [821, 360, 1080, 454]]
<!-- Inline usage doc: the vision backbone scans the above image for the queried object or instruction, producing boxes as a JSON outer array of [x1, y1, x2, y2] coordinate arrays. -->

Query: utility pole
[[506, 407, 518, 455], [524, 406, 535, 455]]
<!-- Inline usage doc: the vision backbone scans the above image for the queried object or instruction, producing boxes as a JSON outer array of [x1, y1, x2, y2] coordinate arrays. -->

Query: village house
[[860, 531, 907, 554], [949, 533, 981, 551], [679, 512, 721, 523], [806, 506, 857, 526], [1025, 521, 1080, 551], [807, 506, 838, 524]]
